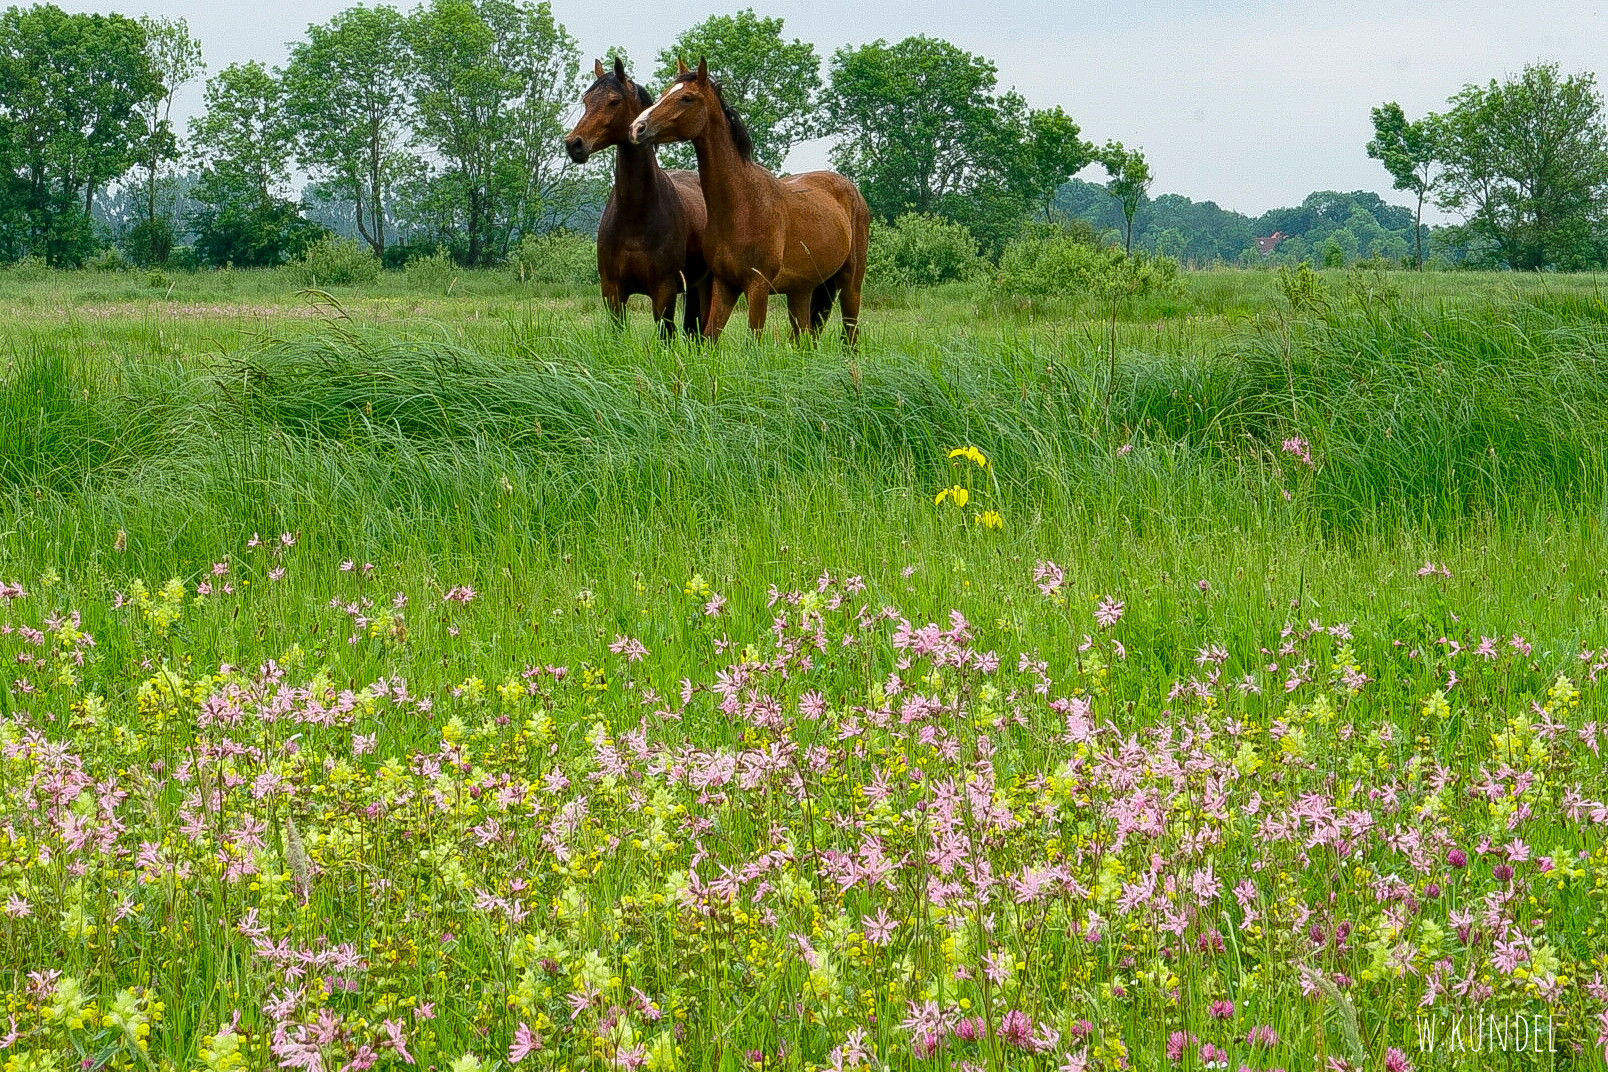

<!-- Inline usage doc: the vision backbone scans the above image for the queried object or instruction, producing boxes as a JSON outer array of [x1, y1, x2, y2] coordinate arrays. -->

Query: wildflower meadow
[[2, 266, 1607, 1072]]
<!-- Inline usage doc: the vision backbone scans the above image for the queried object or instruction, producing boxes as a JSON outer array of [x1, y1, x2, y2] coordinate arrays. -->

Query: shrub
[[123, 217, 174, 266], [85, 247, 129, 272], [867, 213, 983, 287], [5, 255, 48, 282], [289, 236, 381, 287], [192, 199, 327, 268], [996, 228, 1178, 300], [405, 249, 457, 291], [510, 230, 598, 285]]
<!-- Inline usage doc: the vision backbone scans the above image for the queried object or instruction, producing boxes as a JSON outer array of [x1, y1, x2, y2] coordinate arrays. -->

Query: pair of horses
[[564, 57, 868, 344]]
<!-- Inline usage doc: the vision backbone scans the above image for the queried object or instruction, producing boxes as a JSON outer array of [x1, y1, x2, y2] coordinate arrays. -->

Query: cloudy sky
[[52, 0, 1608, 222]]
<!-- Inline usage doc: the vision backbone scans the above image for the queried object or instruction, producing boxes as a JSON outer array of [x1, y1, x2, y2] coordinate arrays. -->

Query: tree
[[284, 4, 414, 258], [405, 0, 582, 266], [129, 15, 203, 264], [0, 5, 156, 264], [827, 36, 1035, 248], [1099, 141, 1151, 253], [1366, 102, 1438, 268], [188, 62, 311, 266], [653, 9, 821, 171], [1012, 106, 1093, 222], [1434, 63, 1608, 270]]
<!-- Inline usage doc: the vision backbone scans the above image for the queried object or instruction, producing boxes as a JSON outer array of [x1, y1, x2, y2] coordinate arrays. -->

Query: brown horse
[[629, 58, 869, 344], [565, 58, 709, 336]]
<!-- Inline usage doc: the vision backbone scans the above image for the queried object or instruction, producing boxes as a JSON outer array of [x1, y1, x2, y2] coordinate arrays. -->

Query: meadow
[[1, 263, 1607, 1072]]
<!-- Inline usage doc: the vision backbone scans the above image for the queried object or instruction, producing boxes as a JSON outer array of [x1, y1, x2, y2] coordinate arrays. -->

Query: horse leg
[[838, 272, 863, 349], [651, 279, 678, 341], [785, 289, 814, 341], [810, 282, 838, 336], [681, 275, 699, 336], [704, 276, 740, 342], [683, 273, 708, 337], [601, 277, 626, 329], [745, 277, 771, 337]]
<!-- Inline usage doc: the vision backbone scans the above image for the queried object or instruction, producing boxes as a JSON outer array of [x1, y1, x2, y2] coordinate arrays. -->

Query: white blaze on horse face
[[632, 94, 670, 144]]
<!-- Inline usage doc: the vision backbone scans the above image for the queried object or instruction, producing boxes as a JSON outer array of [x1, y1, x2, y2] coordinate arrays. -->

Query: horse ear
[[677, 57, 688, 75], [697, 56, 708, 82], [594, 58, 606, 79], [613, 56, 626, 82]]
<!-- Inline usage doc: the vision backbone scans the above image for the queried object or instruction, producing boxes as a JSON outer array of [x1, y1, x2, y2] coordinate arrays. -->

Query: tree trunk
[[1414, 190, 1424, 269]]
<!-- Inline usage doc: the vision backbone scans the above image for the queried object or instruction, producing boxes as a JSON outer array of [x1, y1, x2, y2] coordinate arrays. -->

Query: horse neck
[[691, 108, 761, 218], [612, 135, 667, 211]]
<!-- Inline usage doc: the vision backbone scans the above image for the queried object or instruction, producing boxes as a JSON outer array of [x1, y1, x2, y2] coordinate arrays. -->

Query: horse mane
[[676, 72, 753, 162], [587, 71, 653, 110]]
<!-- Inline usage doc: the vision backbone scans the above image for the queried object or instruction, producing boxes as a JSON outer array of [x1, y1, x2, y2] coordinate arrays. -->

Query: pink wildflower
[[1167, 1031, 1196, 1063], [508, 1023, 543, 1064], [1094, 596, 1125, 628], [1246, 1024, 1280, 1047], [997, 1009, 1035, 1050], [1033, 561, 1065, 597]]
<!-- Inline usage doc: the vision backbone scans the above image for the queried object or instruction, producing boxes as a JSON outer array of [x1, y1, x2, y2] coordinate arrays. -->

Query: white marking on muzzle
[[632, 95, 668, 143]]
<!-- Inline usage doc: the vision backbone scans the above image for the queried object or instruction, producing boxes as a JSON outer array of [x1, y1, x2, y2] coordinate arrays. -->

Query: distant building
[[1254, 230, 1290, 255]]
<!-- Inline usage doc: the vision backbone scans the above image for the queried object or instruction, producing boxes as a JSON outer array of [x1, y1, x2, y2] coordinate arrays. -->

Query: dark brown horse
[[629, 58, 869, 344], [565, 58, 708, 335]]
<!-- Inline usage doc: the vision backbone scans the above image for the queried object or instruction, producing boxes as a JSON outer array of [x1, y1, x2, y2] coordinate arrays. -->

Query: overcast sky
[[52, 0, 1608, 223]]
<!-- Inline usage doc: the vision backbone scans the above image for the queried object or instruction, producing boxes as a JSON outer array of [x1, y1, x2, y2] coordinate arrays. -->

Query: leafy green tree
[[1366, 102, 1438, 267], [0, 4, 156, 264], [653, 9, 821, 171], [1013, 106, 1093, 222], [1098, 141, 1151, 253], [827, 36, 1046, 249], [188, 61, 310, 266], [128, 15, 203, 264], [405, 0, 582, 266], [1434, 63, 1608, 270], [284, 5, 415, 259]]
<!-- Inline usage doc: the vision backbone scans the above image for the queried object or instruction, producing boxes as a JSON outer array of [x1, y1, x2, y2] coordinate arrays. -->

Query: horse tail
[[811, 281, 837, 332]]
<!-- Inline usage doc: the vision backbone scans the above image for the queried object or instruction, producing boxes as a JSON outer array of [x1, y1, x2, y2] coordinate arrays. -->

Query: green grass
[[1, 265, 1607, 1071]]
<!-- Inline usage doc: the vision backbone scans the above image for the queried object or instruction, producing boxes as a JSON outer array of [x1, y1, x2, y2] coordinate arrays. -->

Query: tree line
[[5, 2, 1608, 273], [1369, 62, 1608, 270], [0, 2, 1131, 269]]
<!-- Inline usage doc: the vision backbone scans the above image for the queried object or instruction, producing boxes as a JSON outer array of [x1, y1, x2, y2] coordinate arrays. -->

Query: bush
[[405, 249, 457, 291], [192, 198, 327, 268], [996, 228, 1178, 300], [123, 218, 174, 266], [509, 230, 598, 285], [867, 213, 983, 288], [85, 247, 129, 272], [382, 242, 443, 271], [4, 255, 48, 282], [168, 246, 203, 271], [289, 236, 381, 287]]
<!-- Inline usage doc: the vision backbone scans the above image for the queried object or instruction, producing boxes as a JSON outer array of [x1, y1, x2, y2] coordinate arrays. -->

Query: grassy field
[[1, 264, 1607, 1071]]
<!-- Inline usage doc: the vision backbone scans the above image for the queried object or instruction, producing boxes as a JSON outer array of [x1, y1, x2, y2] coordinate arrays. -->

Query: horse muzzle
[[628, 118, 656, 146], [565, 135, 590, 164]]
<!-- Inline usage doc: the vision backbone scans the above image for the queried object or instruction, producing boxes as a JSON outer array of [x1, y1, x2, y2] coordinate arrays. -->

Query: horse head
[[565, 56, 652, 164], [630, 58, 714, 149]]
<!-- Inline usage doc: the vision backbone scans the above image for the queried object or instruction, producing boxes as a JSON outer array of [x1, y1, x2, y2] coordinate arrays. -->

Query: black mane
[[675, 72, 753, 162], [588, 71, 652, 110]]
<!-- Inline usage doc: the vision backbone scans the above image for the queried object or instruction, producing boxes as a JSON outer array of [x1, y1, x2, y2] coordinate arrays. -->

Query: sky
[[51, 0, 1608, 224]]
